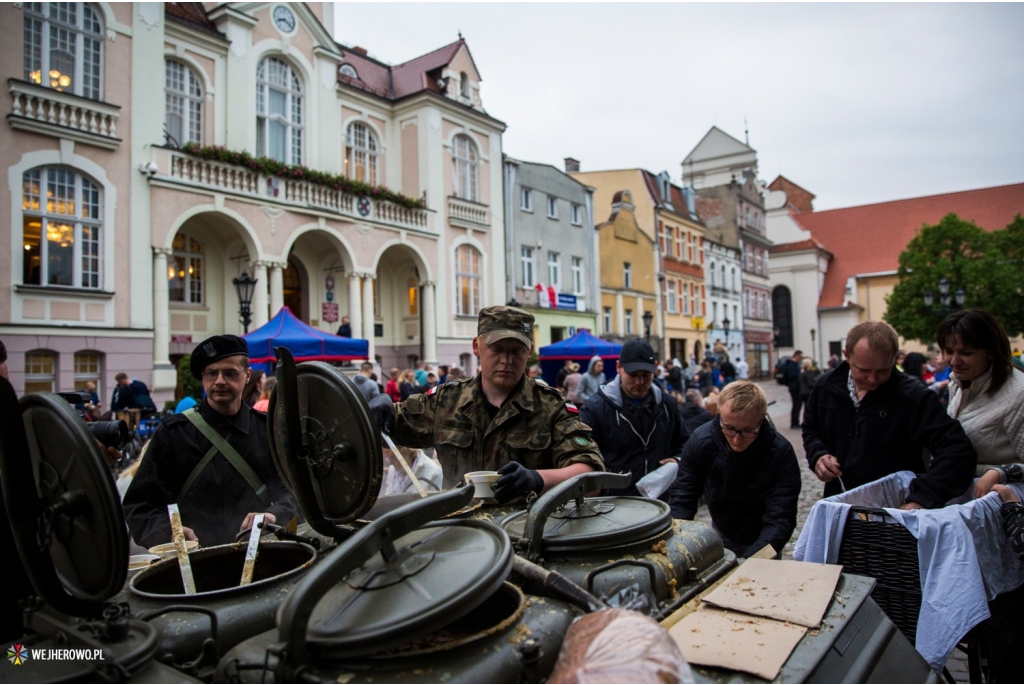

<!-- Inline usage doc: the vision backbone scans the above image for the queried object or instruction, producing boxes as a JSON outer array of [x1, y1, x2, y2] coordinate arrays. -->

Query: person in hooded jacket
[[580, 340, 688, 498], [576, 356, 605, 404], [679, 389, 714, 434], [670, 381, 801, 558]]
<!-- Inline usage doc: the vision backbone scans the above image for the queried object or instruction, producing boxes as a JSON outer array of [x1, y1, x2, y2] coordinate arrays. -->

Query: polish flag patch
[[565, 402, 579, 414], [427, 386, 438, 396]]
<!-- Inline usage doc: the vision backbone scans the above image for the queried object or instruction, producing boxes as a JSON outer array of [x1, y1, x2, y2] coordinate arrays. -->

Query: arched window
[[772, 286, 793, 347], [345, 122, 378, 184], [339, 63, 358, 79], [459, 71, 470, 98], [709, 262, 716, 288], [24, 2, 104, 100], [169, 232, 203, 304], [257, 57, 303, 164], [24, 350, 56, 394], [455, 245, 481, 316], [74, 350, 102, 396], [22, 167, 101, 289], [452, 134, 478, 202], [164, 60, 203, 146]]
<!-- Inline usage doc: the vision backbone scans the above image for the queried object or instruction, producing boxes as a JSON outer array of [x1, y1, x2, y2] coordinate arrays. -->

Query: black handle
[[519, 471, 632, 560], [277, 484, 475, 664], [583, 558, 659, 595]]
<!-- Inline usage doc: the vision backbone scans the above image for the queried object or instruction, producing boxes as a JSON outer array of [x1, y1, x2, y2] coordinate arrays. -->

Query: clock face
[[273, 5, 295, 33]]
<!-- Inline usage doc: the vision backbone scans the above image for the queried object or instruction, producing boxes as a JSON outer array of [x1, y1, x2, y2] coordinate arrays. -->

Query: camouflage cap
[[477, 306, 535, 348]]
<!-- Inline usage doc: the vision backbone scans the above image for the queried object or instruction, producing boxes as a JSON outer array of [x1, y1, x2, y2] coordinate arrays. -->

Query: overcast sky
[[333, 3, 1024, 211]]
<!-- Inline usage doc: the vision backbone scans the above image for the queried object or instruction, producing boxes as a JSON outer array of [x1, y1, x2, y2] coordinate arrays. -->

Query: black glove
[[493, 461, 544, 504], [368, 393, 394, 438]]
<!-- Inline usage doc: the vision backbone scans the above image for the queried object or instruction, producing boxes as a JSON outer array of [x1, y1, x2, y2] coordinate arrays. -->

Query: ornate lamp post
[[233, 270, 257, 334], [722, 316, 731, 354], [923, 277, 966, 318], [642, 310, 654, 344]]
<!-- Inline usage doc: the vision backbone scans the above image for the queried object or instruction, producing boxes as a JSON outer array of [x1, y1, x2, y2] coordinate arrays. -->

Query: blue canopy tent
[[243, 307, 368, 374], [538, 330, 620, 386]]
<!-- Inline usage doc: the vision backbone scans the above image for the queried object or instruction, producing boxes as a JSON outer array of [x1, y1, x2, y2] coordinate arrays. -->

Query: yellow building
[[593, 191, 660, 348], [573, 169, 707, 360]]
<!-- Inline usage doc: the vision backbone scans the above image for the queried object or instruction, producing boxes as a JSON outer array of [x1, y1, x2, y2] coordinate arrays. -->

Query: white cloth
[[794, 471, 1024, 672], [947, 368, 1024, 475], [382, 451, 443, 496]]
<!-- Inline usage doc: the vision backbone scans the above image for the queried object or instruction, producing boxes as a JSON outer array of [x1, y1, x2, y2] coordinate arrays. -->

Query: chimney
[[350, 46, 368, 56], [564, 157, 580, 174]]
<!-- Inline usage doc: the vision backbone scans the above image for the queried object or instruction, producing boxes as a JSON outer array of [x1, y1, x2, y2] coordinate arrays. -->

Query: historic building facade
[[704, 239, 744, 365], [1, 2, 506, 400], [502, 157, 598, 346]]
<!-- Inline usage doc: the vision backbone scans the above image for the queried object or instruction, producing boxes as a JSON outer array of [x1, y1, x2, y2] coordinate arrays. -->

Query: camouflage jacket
[[390, 375, 605, 489]]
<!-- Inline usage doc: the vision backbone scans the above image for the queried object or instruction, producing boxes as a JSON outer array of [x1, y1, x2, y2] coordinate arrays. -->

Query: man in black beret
[[124, 335, 299, 547]]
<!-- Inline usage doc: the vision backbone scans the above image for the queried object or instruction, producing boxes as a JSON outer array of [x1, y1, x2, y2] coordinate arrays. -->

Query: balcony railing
[[8, 79, 120, 149], [447, 196, 489, 227], [162, 150, 432, 232]]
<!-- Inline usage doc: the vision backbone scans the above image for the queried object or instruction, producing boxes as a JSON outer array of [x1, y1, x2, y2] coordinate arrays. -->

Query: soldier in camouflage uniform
[[376, 306, 605, 502]]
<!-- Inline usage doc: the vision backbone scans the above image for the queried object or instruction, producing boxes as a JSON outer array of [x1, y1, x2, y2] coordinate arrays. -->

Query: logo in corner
[[7, 644, 29, 666]]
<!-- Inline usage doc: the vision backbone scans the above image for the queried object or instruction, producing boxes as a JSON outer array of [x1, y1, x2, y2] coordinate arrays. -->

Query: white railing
[[447, 196, 489, 227], [8, 79, 120, 148], [163, 150, 431, 232]]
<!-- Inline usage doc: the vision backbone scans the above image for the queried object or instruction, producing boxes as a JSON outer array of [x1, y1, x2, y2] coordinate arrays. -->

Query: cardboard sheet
[[668, 607, 807, 681], [700, 558, 842, 628]]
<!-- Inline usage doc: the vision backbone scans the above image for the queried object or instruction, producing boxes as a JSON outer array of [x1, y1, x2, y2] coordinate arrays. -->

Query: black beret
[[190, 335, 249, 379]]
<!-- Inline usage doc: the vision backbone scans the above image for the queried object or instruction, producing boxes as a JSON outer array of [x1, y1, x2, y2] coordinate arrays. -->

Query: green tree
[[885, 214, 1024, 342], [177, 354, 202, 401]]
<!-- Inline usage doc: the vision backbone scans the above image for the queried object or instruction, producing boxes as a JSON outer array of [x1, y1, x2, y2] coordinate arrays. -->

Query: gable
[[683, 126, 754, 165]]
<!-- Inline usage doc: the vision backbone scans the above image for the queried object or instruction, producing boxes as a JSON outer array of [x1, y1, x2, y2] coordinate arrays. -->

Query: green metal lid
[[502, 496, 672, 553], [304, 519, 512, 658], [0, 386, 127, 616], [267, 351, 382, 537]]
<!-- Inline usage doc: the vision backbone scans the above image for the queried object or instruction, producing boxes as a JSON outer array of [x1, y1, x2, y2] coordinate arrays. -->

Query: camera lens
[[88, 420, 129, 450]]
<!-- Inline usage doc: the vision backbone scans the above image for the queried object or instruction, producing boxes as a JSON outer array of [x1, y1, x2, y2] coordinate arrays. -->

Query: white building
[[1, 2, 506, 401], [704, 239, 744, 363]]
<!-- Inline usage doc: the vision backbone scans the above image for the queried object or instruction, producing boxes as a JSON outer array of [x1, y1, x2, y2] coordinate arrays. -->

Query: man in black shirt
[[123, 335, 299, 547]]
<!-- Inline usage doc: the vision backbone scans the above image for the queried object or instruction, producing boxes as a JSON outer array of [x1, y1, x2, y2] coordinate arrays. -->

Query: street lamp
[[233, 270, 257, 334], [642, 310, 653, 343], [722, 316, 731, 352], [923, 277, 966, 317]]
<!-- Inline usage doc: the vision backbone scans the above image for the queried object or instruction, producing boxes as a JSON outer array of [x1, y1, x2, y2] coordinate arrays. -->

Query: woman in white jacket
[[939, 309, 1024, 497]]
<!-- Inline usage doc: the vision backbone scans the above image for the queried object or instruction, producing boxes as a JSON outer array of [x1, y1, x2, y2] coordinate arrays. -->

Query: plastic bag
[[547, 608, 694, 684], [636, 461, 679, 499]]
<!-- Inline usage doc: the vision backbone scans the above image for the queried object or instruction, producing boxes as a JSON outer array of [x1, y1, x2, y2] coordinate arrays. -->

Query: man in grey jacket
[[352, 361, 381, 405], [575, 356, 605, 404]]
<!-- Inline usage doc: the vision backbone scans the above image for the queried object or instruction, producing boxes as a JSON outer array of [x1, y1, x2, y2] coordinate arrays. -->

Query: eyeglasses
[[203, 369, 243, 382], [721, 424, 760, 439]]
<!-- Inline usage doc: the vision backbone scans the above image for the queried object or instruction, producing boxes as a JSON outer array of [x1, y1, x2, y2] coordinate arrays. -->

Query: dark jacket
[[799, 367, 821, 398], [580, 376, 688, 497], [802, 361, 976, 508], [784, 358, 802, 392], [670, 417, 800, 557], [336, 322, 352, 337], [679, 402, 714, 434], [667, 366, 684, 392], [111, 380, 156, 413]]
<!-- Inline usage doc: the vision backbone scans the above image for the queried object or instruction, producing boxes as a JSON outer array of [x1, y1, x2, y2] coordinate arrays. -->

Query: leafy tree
[[885, 214, 1024, 342], [177, 354, 202, 401]]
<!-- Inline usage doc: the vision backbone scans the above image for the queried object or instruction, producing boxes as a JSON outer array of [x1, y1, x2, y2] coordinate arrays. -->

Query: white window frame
[[546, 195, 558, 219], [22, 167, 102, 290], [23, 2, 104, 100], [455, 244, 481, 316], [345, 122, 379, 185], [520, 246, 535, 288], [623, 262, 632, 290], [571, 257, 583, 295], [547, 251, 561, 290], [168, 231, 204, 305], [666, 278, 677, 314], [452, 134, 479, 202], [74, 350, 101, 397], [603, 307, 612, 334], [24, 351, 56, 394], [570, 203, 582, 225], [164, 59, 203, 146], [520, 187, 533, 211], [257, 56, 303, 164], [624, 309, 634, 336]]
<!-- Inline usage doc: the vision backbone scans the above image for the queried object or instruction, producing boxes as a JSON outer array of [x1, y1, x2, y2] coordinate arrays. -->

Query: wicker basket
[[836, 506, 922, 645]]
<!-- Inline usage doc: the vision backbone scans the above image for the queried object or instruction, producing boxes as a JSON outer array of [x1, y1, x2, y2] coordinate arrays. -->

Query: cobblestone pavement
[[694, 379, 971, 682]]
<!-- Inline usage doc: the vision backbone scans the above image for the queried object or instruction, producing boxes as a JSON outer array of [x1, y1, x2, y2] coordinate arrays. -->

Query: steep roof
[[165, 2, 226, 38], [792, 183, 1024, 309], [682, 126, 754, 166], [338, 39, 478, 102]]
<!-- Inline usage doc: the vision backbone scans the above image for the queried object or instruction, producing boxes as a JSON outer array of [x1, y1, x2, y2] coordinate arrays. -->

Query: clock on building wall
[[273, 5, 296, 33]]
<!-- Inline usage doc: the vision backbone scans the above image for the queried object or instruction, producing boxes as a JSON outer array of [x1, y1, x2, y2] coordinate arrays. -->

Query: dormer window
[[459, 71, 469, 98], [339, 63, 358, 79]]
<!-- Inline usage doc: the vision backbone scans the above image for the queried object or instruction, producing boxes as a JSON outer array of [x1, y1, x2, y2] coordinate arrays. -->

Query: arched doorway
[[283, 257, 307, 321]]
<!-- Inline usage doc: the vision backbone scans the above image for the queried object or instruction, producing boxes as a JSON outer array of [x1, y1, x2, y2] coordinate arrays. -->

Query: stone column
[[152, 247, 172, 367], [362, 274, 376, 361], [269, 262, 285, 316], [252, 261, 269, 329], [422, 281, 438, 365], [348, 273, 362, 341]]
